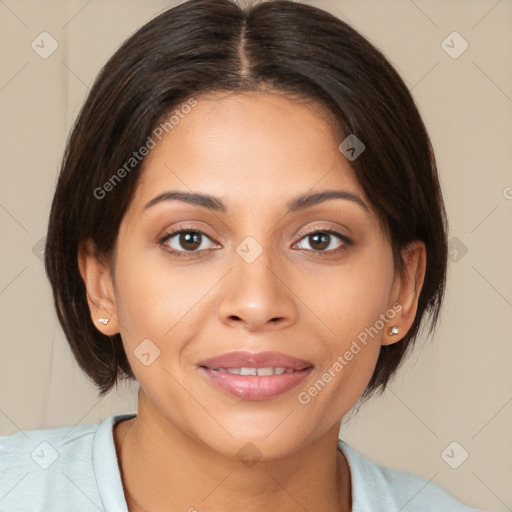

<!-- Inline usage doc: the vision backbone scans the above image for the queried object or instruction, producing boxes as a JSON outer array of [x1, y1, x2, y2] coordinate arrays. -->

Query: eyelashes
[[158, 225, 353, 259]]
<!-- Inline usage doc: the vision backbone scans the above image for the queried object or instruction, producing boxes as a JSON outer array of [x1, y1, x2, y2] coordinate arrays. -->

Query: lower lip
[[199, 367, 313, 401]]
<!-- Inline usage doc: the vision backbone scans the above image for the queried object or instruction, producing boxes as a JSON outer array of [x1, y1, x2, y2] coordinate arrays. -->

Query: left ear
[[382, 240, 427, 346]]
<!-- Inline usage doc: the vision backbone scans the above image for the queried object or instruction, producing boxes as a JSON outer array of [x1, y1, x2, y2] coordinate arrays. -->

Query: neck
[[114, 392, 352, 512]]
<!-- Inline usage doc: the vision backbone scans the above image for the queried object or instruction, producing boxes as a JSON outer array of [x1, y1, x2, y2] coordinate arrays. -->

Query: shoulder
[[338, 440, 486, 512], [0, 419, 99, 476], [0, 414, 131, 511]]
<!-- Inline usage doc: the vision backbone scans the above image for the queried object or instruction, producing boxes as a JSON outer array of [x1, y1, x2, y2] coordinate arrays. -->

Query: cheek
[[112, 242, 219, 360], [307, 246, 395, 402], [319, 247, 395, 343]]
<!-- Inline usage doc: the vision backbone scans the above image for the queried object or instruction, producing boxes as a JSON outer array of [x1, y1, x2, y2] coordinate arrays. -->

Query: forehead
[[132, 92, 368, 212]]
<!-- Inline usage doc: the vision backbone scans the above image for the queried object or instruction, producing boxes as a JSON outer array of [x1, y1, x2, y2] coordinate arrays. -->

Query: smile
[[198, 351, 314, 400], [210, 367, 295, 375]]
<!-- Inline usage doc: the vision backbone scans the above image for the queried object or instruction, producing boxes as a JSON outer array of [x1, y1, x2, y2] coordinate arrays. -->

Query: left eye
[[295, 230, 348, 252]]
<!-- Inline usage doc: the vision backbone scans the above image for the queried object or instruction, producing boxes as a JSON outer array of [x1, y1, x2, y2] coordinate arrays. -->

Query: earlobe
[[78, 239, 120, 335], [382, 241, 427, 346]]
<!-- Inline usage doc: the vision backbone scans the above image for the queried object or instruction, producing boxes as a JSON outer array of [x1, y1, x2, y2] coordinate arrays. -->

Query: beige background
[[1, 0, 511, 510]]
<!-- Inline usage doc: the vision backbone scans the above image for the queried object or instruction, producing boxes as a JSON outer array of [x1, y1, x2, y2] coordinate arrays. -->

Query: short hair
[[45, 0, 448, 399]]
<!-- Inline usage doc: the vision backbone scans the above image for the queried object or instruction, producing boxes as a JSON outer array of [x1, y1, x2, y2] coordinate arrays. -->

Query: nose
[[217, 246, 298, 332]]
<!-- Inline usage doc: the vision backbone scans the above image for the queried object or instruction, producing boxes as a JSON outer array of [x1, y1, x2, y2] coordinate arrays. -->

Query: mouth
[[197, 351, 314, 401]]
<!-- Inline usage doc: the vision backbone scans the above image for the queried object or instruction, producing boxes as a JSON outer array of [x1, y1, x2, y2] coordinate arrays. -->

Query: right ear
[[77, 239, 120, 336]]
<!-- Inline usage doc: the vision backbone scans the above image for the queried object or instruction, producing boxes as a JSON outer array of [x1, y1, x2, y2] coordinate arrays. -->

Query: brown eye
[[307, 232, 331, 251], [160, 229, 217, 255], [177, 232, 202, 251], [295, 229, 352, 253]]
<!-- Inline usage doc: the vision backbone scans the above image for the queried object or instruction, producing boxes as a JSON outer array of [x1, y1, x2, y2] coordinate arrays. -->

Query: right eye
[[159, 228, 220, 257]]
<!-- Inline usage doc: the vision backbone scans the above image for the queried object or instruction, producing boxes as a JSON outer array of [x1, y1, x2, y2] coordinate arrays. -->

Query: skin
[[79, 91, 426, 512]]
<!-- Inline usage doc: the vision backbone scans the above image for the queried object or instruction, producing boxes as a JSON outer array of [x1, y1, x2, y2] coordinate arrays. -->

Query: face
[[83, 91, 424, 460]]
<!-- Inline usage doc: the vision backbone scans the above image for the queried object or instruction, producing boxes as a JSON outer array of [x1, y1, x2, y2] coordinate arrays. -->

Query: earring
[[98, 317, 110, 325], [387, 326, 400, 336]]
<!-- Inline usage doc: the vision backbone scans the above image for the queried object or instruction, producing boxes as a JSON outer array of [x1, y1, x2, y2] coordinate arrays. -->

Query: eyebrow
[[143, 189, 369, 214]]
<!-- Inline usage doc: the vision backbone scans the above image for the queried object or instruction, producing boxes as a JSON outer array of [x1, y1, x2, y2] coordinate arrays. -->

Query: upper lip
[[198, 351, 313, 370]]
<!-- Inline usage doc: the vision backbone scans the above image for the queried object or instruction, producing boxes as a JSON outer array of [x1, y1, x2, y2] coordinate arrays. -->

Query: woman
[[0, 0, 485, 510]]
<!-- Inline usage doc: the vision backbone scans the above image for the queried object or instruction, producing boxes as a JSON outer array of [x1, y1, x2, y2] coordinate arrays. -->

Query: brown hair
[[45, 0, 447, 399]]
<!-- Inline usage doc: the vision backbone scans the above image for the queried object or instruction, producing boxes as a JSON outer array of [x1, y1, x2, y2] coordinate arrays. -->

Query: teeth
[[214, 367, 291, 375], [256, 367, 274, 376]]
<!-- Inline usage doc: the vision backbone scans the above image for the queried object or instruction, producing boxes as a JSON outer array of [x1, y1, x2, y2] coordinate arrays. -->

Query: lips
[[198, 351, 314, 401], [199, 351, 313, 371]]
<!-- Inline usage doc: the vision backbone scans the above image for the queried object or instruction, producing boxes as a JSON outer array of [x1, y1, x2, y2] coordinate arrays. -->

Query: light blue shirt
[[0, 414, 485, 511]]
